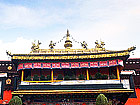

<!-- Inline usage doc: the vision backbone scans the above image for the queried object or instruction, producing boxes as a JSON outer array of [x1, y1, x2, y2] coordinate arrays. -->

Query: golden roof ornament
[[31, 40, 41, 51], [95, 40, 105, 51], [49, 41, 55, 49], [81, 41, 88, 49], [64, 29, 72, 49]]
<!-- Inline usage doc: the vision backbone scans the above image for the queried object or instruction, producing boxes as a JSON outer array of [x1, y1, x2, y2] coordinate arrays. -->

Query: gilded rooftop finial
[[64, 29, 72, 49], [81, 41, 88, 49], [95, 40, 105, 48], [95, 40, 105, 51], [49, 41, 55, 49], [31, 40, 41, 51], [67, 29, 70, 36]]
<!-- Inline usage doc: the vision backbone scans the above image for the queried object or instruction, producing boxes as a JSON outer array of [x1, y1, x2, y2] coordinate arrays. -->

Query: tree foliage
[[78, 74, 85, 80], [33, 74, 39, 81], [56, 74, 63, 80], [94, 73, 108, 79], [102, 74, 108, 79], [89, 75, 93, 80], [9, 96, 22, 105], [96, 94, 108, 105], [26, 76, 31, 81], [40, 75, 46, 81], [46, 75, 51, 80], [64, 75, 70, 80], [110, 74, 116, 79], [94, 72, 102, 79]]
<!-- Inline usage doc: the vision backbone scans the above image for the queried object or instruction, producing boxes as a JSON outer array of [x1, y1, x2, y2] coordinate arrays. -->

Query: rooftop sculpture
[[29, 30, 108, 53], [31, 40, 41, 51]]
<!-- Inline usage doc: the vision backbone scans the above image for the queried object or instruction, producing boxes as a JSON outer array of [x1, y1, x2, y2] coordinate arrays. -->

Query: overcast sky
[[0, 0, 139, 60]]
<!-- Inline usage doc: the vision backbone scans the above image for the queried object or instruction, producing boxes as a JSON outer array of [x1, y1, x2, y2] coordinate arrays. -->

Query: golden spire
[[66, 29, 70, 40], [64, 29, 72, 49], [67, 29, 70, 36]]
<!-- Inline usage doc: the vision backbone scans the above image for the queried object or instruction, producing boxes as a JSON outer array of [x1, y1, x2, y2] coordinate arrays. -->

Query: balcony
[[18, 80, 124, 90]]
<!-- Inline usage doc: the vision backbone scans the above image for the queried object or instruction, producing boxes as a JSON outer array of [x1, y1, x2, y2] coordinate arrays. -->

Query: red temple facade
[[0, 30, 137, 104]]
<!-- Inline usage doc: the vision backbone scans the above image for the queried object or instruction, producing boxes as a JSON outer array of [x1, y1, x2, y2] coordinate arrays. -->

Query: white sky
[[0, 0, 139, 60]]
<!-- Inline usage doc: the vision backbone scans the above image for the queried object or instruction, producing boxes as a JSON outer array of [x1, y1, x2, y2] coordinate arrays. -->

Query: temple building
[[124, 58, 140, 105], [1, 30, 137, 104], [0, 60, 17, 104]]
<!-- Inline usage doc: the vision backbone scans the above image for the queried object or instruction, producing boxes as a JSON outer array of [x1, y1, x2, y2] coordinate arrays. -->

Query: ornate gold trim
[[12, 51, 130, 60]]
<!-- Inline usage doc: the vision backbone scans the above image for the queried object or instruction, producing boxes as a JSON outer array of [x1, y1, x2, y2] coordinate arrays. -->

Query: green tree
[[56, 74, 63, 80], [78, 74, 85, 80], [96, 94, 108, 105], [26, 76, 31, 81], [46, 75, 51, 80], [9, 96, 22, 105], [33, 74, 39, 81], [89, 75, 93, 80], [64, 75, 70, 80], [110, 74, 116, 79], [102, 74, 108, 79], [40, 75, 46, 81], [94, 72, 102, 79], [71, 75, 76, 80]]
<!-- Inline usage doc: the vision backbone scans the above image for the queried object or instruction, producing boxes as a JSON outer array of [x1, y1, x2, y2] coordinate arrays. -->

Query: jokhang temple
[[0, 30, 138, 105]]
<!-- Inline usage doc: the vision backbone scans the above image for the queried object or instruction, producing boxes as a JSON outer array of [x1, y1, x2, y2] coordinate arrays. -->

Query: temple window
[[130, 62, 132, 64]]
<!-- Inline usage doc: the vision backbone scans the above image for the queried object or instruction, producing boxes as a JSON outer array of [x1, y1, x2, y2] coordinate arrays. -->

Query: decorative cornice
[[10, 51, 130, 60]]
